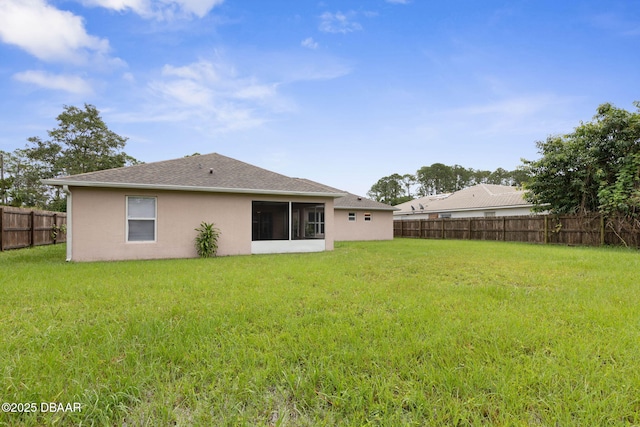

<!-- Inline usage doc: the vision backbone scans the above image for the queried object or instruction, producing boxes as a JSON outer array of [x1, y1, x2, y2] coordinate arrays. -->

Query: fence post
[[544, 215, 549, 244], [30, 210, 35, 247], [0, 207, 3, 251], [53, 213, 58, 245], [600, 215, 605, 246], [502, 217, 506, 241]]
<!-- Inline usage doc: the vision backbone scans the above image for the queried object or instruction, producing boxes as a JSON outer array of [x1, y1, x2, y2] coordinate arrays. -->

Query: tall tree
[[0, 149, 49, 207], [18, 104, 139, 210], [523, 102, 640, 216], [367, 174, 411, 205], [400, 173, 416, 198]]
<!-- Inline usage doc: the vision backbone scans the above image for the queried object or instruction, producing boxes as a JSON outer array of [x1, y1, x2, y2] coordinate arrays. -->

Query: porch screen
[[252, 201, 325, 241], [252, 201, 289, 240]]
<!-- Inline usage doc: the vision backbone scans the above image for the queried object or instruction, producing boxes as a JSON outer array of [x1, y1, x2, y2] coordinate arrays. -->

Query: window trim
[[364, 212, 372, 222], [126, 196, 157, 243], [348, 212, 356, 222]]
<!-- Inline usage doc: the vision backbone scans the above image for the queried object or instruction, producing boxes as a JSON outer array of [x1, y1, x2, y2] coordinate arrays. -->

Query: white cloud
[[301, 37, 319, 49], [319, 11, 363, 34], [162, 61, 223, 82], [235, 83, 278, 100], [143, 59, 282, 132], [386, 0, 410, 4], [79, 0, 225, 20], [13, 70, 93, 95], [114, 49, 350, 135], [0, 0, 111, 64], [447, 94, 579, 137]]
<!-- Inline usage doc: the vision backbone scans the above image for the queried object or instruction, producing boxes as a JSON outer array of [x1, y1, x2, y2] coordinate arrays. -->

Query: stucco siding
[[69, 187, 334, 261], [334, 209, 394, 241]]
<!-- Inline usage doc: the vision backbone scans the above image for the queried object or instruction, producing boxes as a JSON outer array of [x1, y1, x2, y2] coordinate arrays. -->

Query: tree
[[369, 164, 524, 201], [19, 104, 139, 210], [0, 150, 49, 207], [400, 174, 416, 198], [367, 174, 411, 205], [523, 102, 640, 217], [416, 163, 457, 195]]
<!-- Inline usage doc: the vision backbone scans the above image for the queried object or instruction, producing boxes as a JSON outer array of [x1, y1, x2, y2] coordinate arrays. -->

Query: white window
[[484, 211, 496, 218], [348, 212, 356, 222], [127, 196, 156, 242], [364, 212, 372, 221]]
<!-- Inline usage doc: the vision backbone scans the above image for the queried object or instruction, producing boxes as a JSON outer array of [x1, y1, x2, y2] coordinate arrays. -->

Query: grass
[[1, 239, 640, 426]]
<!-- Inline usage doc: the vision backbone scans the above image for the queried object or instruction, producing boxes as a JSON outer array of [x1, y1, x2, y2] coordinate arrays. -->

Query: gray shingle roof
[[334, 193, 398, 211], [42, 153, 345, 197], [394, 184, 532, 214], [292, 178, 396, 211]]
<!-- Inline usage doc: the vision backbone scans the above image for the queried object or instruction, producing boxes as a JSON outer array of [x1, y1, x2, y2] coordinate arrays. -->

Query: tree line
[[0, 104, 138, 211], [367, 165, 528, 206]]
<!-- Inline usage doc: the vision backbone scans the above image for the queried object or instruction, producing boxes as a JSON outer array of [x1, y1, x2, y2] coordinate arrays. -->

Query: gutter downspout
[[63, 185, 72, 262]]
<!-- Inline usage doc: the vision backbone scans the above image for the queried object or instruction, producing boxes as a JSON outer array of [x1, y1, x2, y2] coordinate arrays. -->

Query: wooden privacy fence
[[0, 206, 67, 251], [394, 214, 640, 248]]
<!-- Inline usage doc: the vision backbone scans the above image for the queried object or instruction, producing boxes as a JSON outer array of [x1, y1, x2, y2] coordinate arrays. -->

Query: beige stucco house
[[43, 153, 395, 262], [394, 184, 537, 220]]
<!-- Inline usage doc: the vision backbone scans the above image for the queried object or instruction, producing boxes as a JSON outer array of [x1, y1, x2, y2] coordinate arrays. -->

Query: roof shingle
[[394, 184, 532, 214], [43, 152, 345, 196]]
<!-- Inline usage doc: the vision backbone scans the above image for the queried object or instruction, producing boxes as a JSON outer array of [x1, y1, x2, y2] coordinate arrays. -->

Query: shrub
[[194, 222, 221, 258]]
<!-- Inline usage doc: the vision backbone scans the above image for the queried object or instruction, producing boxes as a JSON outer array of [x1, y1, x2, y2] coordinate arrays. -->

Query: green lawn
[[1, 240, 639, 426]]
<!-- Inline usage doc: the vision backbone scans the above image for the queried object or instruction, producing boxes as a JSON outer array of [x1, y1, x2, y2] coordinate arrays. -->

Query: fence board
[[0, 207, 67, 251], [394, 214, 640, 248]]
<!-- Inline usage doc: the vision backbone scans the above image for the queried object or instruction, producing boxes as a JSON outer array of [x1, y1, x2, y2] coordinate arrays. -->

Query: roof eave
[[335, 206, 400, 211], [41, 179, 346, 198]]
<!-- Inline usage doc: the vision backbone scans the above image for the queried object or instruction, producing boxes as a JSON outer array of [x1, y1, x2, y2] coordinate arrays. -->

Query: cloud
[[301, 37, 319, 49], [13, 70, 93, 95], [141, 59, 282, 131], [588, 12, 640, 37], [0, 0, 111, 64], [319, 11, 363, 34], [447, 94, 579, 137], [385, 0, 410, 3], [79, 0, 225, 20]]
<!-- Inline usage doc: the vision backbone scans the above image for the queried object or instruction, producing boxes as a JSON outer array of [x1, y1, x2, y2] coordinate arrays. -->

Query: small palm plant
[[194, 221, 221, 258]]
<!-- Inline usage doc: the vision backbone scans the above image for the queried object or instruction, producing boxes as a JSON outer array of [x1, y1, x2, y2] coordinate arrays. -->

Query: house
[[334, 192, 398, 241], [42, 153, 394, 262], [394, 184, 536, 220]]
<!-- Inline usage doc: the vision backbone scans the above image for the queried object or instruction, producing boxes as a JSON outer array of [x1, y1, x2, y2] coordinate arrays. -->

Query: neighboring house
[[42, 153, 394, 262], [394, 184, 536, 220]]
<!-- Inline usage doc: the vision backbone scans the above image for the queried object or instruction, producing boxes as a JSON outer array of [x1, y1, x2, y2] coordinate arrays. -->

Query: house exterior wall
[[394, 206, 535, 221], [334, 209, 394, 241], [69, 187, 334, 262]]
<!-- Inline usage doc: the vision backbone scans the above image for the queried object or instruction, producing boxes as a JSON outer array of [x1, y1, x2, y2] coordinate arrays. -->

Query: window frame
[[364, 212, 372, 222], [126, 196, 157, 243], [348, 212, 356, 222]]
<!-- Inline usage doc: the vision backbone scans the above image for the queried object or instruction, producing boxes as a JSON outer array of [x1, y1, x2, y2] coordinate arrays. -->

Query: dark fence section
[[394, 215, 640, 248], [0, 207, 67, 251]]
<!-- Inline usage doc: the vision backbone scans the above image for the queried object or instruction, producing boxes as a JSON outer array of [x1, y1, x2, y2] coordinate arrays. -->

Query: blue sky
[[0, 0, 638, 197]]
